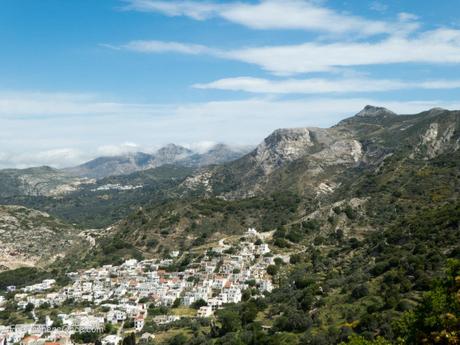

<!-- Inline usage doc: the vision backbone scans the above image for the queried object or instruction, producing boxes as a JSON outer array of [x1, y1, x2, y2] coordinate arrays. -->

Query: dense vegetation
[[77, 191, 303, 267], [0, 267, 50, 290]]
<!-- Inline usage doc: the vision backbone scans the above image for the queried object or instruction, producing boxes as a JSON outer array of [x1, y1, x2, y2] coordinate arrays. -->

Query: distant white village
[[91, 184, 143, 192], [0, 229, 286, 345]]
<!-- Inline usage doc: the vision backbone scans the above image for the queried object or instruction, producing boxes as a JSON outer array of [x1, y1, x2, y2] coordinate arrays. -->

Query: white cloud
[[194, 77, 460, 94], [34, 149, 85, 167], [116, 28, 460, 75], [119, 40, 215, 55], [123, 0, 219, 20], [0, 148, 87, 170], [185, 141, 218, 154], [0, 91, 165, 116], [224, 28, 460, 74], [1, 91, 460, 168], [370, 2, 388, 13], [96, 142, 141, 156], [124, 0, 417, 36], [398, 12, 419, 22]]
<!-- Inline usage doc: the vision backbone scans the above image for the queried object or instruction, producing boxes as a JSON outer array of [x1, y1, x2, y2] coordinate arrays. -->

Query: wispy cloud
[[114, 28, 460, 75], [123, 0, 418, 36], [123, 0, 220, 20], [96, 142, 141, 156], [226, 28, 460, 74], [118, 40, 215, 55], [0, 91, 163, 117], [370, 1, 388, 13], [0, 148, 88, 170], [193, 77, 460, 94]]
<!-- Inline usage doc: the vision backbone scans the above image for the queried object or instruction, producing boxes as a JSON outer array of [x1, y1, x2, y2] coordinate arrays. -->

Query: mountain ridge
[[177, 106, 459, 200], [63, 143, 252, 179]]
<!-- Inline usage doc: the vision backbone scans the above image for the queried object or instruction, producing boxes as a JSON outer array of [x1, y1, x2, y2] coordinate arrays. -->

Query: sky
[[1, 0, 460, 168]]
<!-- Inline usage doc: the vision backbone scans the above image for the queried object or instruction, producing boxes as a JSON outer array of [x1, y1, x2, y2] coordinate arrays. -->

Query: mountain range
[[177, 105, 459, 200], [0, 143, 252, 197], [0, 105, 458, 344], [64, 143, 252, 179], [10, 104, 453, 260]]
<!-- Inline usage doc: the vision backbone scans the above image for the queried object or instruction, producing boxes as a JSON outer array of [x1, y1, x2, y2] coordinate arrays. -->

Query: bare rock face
[[414, 121, 459, 159], [312, 138, 363, 165], [182, 125, 366, 199], [180, 106, 460, 200], [182, 171, 214, 194], [253, 127, 363, 174], [254, 128, 316, 174]]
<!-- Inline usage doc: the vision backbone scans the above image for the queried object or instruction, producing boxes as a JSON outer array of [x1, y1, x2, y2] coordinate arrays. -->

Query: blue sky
[[1, 0, 460, 168]]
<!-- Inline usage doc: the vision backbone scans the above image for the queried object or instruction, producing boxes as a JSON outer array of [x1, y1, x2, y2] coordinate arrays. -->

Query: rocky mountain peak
[[146, 144, 193, 169], [208, 143, 230, 152], [262, 128, 314, 154], [253, 128, 320, 173], [263, 128, 321, 150], [355, 105, 396, 118], [156, 144, 192, 156], [426, 107, 447, 116]]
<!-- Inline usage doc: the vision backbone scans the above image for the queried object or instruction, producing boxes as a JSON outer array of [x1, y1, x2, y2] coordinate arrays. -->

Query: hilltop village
[[0, 229, 285, 345]]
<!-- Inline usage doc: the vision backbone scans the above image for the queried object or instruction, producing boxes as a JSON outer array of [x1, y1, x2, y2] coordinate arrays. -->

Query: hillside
[[0, 165, 195, 228], [0, 166, 93, 197], [54, 107, 457, 271], [0, 205, 87, 271]]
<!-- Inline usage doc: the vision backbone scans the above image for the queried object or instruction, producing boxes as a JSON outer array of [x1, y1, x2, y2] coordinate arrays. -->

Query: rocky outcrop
[[252, 127, 363, 174], [411, 121, 459, 159], [254, 128, 317, 174]]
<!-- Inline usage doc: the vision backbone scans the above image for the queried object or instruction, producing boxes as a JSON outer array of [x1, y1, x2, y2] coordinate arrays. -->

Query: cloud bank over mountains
[[2, 91, 460, 168]]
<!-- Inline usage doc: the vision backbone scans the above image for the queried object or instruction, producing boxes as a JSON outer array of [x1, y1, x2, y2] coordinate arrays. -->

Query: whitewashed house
[[197, 306, 213, 318]]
